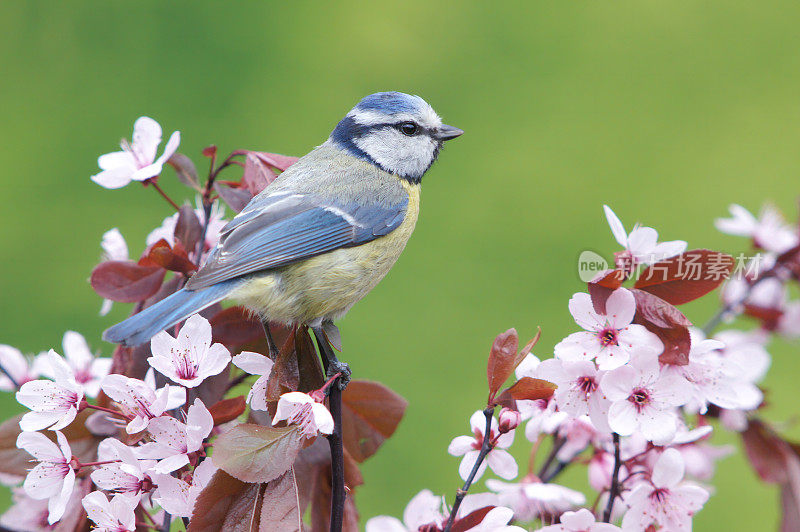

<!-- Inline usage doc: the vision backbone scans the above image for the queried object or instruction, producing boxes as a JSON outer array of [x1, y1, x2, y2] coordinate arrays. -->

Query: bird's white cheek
[[354, 131, 435, 178]]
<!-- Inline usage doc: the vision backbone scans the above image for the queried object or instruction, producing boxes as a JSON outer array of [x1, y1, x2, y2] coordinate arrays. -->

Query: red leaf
[[243, 153, 278, 196], [630, 289, 691, 328], [296, 326, 326, 393], [258, 469, 303, 532], [209, 396, 247, 425], [266, 330, 301, 401], [188, 470, 262, 532], [210, 306, 265, 348], [90, 260, 166, 303], [309, 461, 360, 532], [174, 205, 203, 252], [341, 380, 408, 462], [588, 269, 626, 314], [167, 153, 201, 191], [742, 419, 793, 484], [494, 377, 556, 406], [215, 182, 252, 213], [253, 152, 299, 172], [452, 506, 496, 532], [213, 424, 305, 483], [630, 289, 692, 365], [145, 239, 197, 274], [634, 249, 734, 305], [487, 329, 520, 399]]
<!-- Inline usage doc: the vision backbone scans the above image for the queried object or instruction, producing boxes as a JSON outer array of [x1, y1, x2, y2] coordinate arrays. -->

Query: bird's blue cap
[[354, 91, 428, 115]]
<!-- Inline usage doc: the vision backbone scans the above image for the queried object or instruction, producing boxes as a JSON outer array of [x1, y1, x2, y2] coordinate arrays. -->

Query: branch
[[327, 383, 345, 532], [536, 436, 565, 479], [602, 433, 622, 523], [701, 268, 777, 336], [159, 511, 172, 532], [147, 180, 180, 211], [443, 406, 495, 532]]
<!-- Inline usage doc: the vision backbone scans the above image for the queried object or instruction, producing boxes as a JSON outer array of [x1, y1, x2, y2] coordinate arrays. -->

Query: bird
[[103, 91, 463, 381]]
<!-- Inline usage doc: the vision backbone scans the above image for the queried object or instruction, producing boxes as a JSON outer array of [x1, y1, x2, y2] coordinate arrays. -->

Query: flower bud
[[498, 407, 521, 434]]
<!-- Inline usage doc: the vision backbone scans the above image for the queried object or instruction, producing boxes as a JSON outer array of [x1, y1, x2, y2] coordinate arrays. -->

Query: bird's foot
[[327, 360, 351, 391]]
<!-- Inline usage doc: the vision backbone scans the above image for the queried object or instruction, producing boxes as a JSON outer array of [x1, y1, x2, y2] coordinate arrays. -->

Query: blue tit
[[103, 91, 462, 375]]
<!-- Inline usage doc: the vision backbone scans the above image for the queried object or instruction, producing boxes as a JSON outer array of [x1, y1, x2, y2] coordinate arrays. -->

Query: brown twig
[[148, 180, 180, 211], [602, 433, 622, 522], [443, 407, 495, 532], [327, 384, 345, 532]]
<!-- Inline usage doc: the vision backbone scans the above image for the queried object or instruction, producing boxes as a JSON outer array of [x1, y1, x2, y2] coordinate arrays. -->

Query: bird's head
[[330, 91, 463, 183]]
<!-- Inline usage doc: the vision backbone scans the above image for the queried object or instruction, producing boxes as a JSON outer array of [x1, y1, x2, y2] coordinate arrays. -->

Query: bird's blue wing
[[184, 192, 407, 290]]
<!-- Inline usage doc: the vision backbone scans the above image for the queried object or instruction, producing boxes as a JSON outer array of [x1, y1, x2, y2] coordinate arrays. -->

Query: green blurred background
[[1, 1, 799, 529]]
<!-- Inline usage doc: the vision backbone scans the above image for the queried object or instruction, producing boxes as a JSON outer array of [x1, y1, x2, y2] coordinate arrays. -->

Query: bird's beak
[[435, 124, 464, 141]]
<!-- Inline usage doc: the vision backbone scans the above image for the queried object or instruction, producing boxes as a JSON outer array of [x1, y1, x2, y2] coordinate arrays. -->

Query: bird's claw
[[328, 360, 351, 391]]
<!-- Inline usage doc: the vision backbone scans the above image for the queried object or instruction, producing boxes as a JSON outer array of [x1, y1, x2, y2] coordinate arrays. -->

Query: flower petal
[[486, 449, 518, 480]]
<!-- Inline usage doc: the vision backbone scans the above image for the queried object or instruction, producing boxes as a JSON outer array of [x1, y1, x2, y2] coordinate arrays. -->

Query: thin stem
[[226, 371, 252, 391], [0, 362, 19, 390], [603, 433, 622, 523], [701, 270, 775, 336], [536, 436, 565, 479], [78, 459, 121, 468], [159, 511, 172, 532], [541, 460, 568, 483], [148, 180, 180, 211], [311, 327, 345, 532], [443, 407, 495, 532], [327, 384, 345, 532], [84, 403, 130, 420]]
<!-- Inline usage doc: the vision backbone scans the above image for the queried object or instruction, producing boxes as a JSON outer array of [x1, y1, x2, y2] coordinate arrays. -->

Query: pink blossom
[[555, 289, 662, 370], [90, 438, 155, 500], [231, 351, 274, 411], [365, 489, 508, 532], [664, 331, 763, 415], [555, 416, 608, 462], [16, 431, 75, 524], [722, 265, 784, 310], [487, 477, 586, 523], [713, 329, 770, 383], [448, 410, 518, 482], [152, 458, 217, 518], [621, 448, 709, 531], [517, 397, 567, 442], [35, 332, 111, 398], [0, 487, 57, 531], [147, 200, 228, 251], [515, 354, 569, 439], [715, 203, 798, 253], [537, 508, 622, 531], [17, 351, 84, 432], [778, 300, 800, 338], [99, 228, 129, 316], [536, 358, 611, 431], [365, 489, 442, 531], [272, 391, 334, 438], [137, 399, 214, 473], [603, 205, 687, 267], [588, 451, 623, 493], [0, 344, 40, 391], [101, 369, 186, 434], [81, 491, 137, 532], [148, 314, 231, 388], [600, 352, 691, 443], [91, 116, 180, 189]]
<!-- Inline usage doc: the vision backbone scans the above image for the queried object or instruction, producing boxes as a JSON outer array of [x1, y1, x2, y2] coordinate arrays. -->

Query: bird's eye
[[399, 122, 418, 136]]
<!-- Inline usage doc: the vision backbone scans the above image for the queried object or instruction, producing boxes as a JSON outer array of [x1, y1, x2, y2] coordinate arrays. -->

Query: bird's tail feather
[[102, 280, 240, 347]]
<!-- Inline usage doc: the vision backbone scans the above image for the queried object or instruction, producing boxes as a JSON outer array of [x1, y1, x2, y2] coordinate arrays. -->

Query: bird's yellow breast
[[231, 180, 420, 324]]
